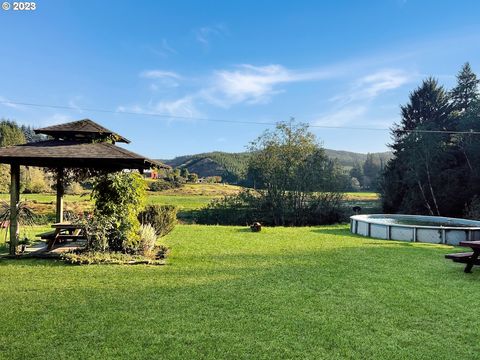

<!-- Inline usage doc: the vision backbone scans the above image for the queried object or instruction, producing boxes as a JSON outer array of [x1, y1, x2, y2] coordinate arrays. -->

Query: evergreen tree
[[349, 162, 364, 187], [0, 119, 26, 147], [362, 154, 381, 190], [382, 77, 453, 215], [451, 62, 480, 113], [180, 167, 190, 179]]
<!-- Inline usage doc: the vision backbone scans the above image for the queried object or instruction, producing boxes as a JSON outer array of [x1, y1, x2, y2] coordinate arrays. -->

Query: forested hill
[[160, 149, 392, 184], [324, 149, 392, 168]]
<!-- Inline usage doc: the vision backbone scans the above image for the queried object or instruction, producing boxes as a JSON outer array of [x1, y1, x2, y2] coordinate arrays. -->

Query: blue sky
[[1, 0, 479, 158]]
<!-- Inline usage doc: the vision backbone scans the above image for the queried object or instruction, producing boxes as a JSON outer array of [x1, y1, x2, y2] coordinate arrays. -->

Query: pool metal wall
[[350, 214, 480, 245]]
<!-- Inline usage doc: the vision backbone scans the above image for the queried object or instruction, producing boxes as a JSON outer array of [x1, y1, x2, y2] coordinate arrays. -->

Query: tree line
[[381, 62, 480, 218]]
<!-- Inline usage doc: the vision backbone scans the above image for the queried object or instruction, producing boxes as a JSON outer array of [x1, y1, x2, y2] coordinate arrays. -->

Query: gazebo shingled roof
[[0, 140, 165, 169], [35, 118, 130, 143], [0, 119, 169, 255]]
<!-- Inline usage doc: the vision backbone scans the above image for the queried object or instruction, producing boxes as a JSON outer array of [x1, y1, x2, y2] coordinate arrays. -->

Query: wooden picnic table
[[44, 222, 86, 250], [445, 240, 480, 273]]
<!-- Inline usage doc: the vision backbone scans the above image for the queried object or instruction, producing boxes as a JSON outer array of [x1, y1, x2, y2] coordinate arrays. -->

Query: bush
[[91, 172, 146, 251], [65, 182, 84, 195], [22, 167, 50, 194], [138, 223, 157, 255], [83, 214, 115, 251], [138, 205, 177, 237], [193, 191, 256, 225], [149, 179, 174, 191], [194, 189, 347, 226]]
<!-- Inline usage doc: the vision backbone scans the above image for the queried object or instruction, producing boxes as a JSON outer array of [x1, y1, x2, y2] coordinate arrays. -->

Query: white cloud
[[116, 104, 145, 113], [154, 96, 200, 119], [0, 96, 24, 109], [140, 70, 182, 89], [67, 95, 85, 113], [330, 69, 413, 105], [140, 70, 181, 80], [128, 63, 414, 126], [194, 24, 228, 48], [118, 96, 201, 120], [146, 38, 177, 58], [204, 64, 331, 106], [314, 106, 368, 127], [316, 69, 413, 128]]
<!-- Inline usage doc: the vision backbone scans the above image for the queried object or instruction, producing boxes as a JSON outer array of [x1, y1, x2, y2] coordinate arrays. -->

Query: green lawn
[[1, 225, 479, 359]]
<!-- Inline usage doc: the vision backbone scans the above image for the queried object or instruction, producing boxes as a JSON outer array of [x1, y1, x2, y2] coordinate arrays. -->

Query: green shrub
[[193, 191, 256, 225], [22, 167, 50, 194], [149, 179, 174, 191], [138, 204, 177, 237], [194, 189, 347, 226], [138, 223, 157, 255], [91, 172, 146, 251], [65, 182, 84, 195], [84, 214, 115, 252]]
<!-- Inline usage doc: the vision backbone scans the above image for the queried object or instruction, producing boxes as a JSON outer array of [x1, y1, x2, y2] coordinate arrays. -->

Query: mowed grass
[[1, 225, 479, 359]]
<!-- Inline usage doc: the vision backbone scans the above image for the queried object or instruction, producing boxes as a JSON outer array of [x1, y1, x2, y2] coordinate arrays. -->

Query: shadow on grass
[[310, 228, 352, 236], [0, 257, 67, 267], [235, 228, 254, 233]]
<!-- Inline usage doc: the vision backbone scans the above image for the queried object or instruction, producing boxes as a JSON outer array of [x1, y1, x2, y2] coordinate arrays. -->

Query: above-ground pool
[[350, 214, 480, 245]]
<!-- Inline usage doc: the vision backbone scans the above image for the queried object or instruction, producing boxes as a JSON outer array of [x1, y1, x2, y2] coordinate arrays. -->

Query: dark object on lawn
[[352, 206, 361, 214], [250, 222, 262, 232]]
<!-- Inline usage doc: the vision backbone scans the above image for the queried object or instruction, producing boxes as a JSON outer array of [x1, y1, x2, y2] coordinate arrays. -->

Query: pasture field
[[0, 186, 381, 225], [0, 186, 379, 213], [0, 225, 479, 359]]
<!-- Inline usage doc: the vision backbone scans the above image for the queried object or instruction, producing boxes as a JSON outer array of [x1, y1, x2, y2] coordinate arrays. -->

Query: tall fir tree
[[450, 62, 480, 113], [382, 78, 453, 215]]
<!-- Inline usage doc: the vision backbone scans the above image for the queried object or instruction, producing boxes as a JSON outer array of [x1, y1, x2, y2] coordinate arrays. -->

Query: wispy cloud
[[0, 96, 24, 109], [314, 106, 368, 126], [128, 63, 415, 125], [140, 70, 181, 80], [146, 38, 177, 58], [314, 69, 414, 127], [116, 104, 145, 113], [204, 64, 331, 106], [140, 70, 182, 89], [330, 69, 413, 105], [153, 95, 201, 119], [135, 63, 334, 110], [117, 95, 202, 120], [67, 95, 85, 113], [194, 24, 228, 48]]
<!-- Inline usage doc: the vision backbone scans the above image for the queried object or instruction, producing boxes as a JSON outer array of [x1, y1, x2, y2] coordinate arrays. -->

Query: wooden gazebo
[[0, 119, 167, 255]]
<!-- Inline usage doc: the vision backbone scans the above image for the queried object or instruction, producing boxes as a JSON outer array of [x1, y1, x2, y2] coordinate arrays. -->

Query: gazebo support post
[[56, 168, 64, 223], [9, 163, 20, 255]]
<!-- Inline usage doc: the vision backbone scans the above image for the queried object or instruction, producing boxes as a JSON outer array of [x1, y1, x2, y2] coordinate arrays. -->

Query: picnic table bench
[[36, 222, 86, 250], [445, 240, 480, 273]]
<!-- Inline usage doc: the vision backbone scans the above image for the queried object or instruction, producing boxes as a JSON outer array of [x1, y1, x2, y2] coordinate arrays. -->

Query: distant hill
[[324, 149, 393, 169], [160, 149, 392, 184], [161, 151, 251, 183]]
